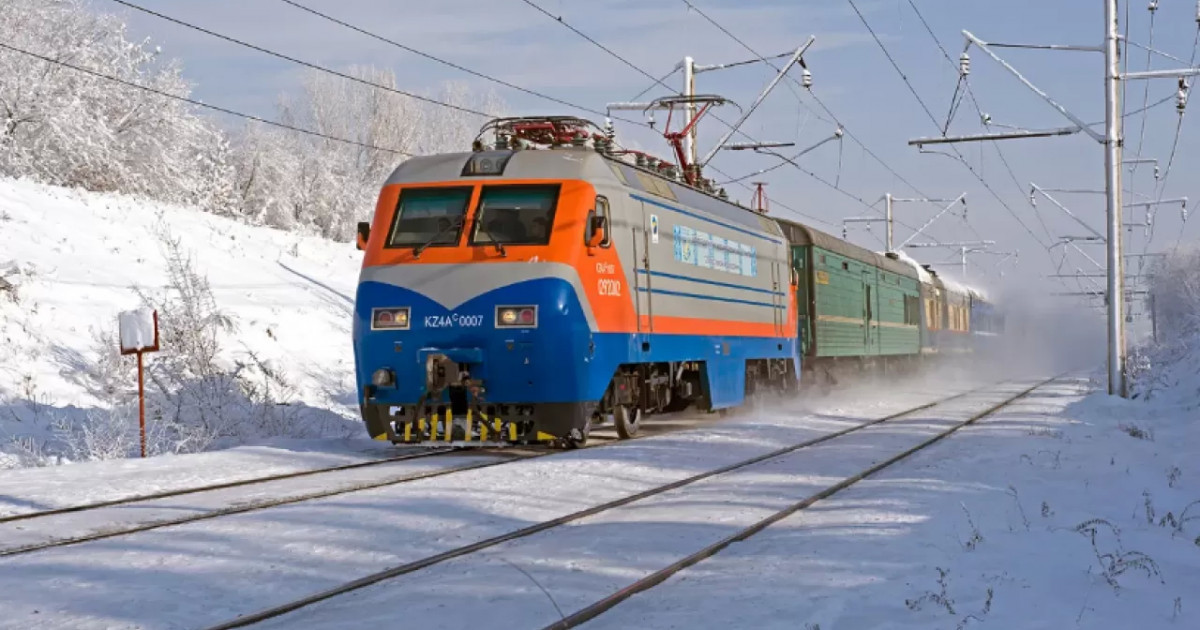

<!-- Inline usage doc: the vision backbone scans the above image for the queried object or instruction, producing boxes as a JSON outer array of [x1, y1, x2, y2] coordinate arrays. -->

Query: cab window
[[386, 187, 473, 248], [471, 184, 561, 247]]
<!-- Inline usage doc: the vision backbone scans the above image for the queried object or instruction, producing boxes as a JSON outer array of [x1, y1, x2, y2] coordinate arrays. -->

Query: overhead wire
[[905, 0, 1058, 248], [675, 0, 823, 122], [277, 0, 652, 129], [1169, 17, 1200, 249], [106, 0, 497, 118], [518, 0, 846, 230], [104, 0, 838, 229], [1130, 2, 1158, 176], [856, 0, 1058, 257], [673, 0, 958, 242], [0, 41, 414, 156], [679, 0, 1007, 253], [268, 0, 838, 230]]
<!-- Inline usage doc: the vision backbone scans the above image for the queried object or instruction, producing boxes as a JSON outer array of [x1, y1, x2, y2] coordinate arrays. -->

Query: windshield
[[386, 187, 473, 248], [470, 185, 560, 247]]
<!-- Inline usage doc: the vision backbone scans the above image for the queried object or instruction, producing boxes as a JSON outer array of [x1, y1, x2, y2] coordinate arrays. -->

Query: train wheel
[[614, 405, 641, 439]]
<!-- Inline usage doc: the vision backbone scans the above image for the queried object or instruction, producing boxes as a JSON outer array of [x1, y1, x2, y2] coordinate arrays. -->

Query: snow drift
[[0, 178, 366, 468]]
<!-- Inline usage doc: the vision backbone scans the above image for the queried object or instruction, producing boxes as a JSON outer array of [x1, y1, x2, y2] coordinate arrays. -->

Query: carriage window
[[471, 184, 561, 246], [386, 187, 473, 248]]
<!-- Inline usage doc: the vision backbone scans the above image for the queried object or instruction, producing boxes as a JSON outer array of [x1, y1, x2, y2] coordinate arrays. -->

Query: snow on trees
[[234, 71, 506, 241], [0, 0, 236, 213], [0, 0, 507, 243]]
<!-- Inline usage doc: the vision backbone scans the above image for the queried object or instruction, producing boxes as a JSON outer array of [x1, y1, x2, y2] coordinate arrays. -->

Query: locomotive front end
[[353, 150, 609, 448]]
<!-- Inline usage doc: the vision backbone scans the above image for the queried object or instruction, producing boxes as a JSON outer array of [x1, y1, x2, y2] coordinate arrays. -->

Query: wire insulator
[[802, 68, 813, 88], [1196, 0, 1200, 22], [1149, 0, 1158, 12], [959, 51, 970, 76], [1177, 78, 1189, 112]]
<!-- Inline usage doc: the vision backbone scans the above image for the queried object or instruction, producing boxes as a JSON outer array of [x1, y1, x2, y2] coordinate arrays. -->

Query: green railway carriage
[[775, 219, 922, 366]]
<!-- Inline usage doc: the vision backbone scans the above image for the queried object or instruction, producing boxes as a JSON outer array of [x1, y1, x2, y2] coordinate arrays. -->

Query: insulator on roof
[[959, 51, 970, 77]]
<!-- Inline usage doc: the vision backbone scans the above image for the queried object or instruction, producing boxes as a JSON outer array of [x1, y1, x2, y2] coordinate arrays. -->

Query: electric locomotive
[[352, 117, 800, 448]]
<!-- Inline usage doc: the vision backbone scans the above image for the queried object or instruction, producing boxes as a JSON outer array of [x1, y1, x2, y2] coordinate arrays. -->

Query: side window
[[597, 196, 611, 248], [585, 196, 612, 248]]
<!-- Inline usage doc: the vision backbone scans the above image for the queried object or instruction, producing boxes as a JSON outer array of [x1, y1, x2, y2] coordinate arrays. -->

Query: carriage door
[[631, 201, 654, 336], [770, 260, 783, 336], [862, 272, 874, 353]]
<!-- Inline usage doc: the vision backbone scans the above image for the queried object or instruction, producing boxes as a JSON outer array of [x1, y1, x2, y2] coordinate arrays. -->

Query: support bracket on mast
[[699, 36, 815, 168]]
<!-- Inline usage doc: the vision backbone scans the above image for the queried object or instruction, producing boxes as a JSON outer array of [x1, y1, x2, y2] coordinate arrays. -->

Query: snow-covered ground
[[2, 372, 1192, 630], [0, 372, 995, 629], [0, 178, 366, 467], [580, 376, 1200, 630], [2, 178, 1196, 630]]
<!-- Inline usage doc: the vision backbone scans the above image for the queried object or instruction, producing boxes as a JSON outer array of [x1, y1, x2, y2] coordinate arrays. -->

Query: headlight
[[496, 306, 537, 328], [372, 307, 410, 330], [372, 368, 395, 387]]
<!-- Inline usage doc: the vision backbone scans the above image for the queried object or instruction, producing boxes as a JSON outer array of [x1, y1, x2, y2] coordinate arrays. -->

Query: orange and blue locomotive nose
[[353, 274, 599, 444]]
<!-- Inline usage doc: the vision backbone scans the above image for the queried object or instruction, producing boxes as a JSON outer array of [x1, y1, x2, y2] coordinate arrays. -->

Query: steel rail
[[0, 411, 722, 556], [0, 452, 536, 558], [0, 448, 459, 525], [542, 375, 1062, 629], [202, 382, 1001, 630]]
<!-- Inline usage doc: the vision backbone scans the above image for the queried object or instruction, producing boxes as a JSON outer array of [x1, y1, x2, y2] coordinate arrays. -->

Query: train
[[351, 116, 1004, 448]]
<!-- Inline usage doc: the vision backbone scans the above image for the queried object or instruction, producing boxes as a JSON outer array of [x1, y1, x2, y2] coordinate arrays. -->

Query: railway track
[[0, 448, 457, 525], [0, 448, 530, 558], [542, 375, 1060, 630], [0, 403, 736, 557], [201, 378, 1027, 630]]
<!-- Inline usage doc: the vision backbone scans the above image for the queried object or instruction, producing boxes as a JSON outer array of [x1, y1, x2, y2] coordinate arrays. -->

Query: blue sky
[[110, 0, 1200, 312]]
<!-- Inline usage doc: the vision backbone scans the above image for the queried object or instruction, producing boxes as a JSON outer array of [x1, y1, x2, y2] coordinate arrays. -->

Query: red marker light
[[519, 308, 535, 324], [378, 311, 394, 323]]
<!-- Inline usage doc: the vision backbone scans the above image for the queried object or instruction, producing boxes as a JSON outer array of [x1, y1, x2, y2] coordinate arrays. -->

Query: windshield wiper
[[473, 209, 520, 258], [413, 218, 464, 259], [474, 225, 507, 257]]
